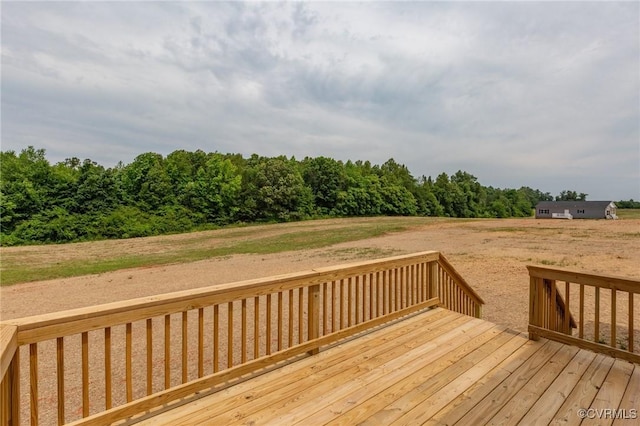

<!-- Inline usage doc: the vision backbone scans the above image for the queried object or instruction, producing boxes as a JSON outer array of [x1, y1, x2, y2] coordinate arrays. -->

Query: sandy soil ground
[[1, 218, 638, 425]]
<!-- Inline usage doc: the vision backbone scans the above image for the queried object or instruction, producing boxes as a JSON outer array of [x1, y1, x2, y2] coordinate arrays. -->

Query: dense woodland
[[0, 147, 633, 245]]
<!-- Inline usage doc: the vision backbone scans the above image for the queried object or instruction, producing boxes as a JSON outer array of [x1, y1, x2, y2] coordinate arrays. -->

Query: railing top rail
[[0, 324, 18, 379], [2, 251, 440, 344], [438, 254, 485, 305], [527, 265, 640, 293]]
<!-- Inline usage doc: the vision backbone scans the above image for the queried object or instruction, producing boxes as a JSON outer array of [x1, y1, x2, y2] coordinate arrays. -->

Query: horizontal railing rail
[[528, 265, 639, 364], [0, 251, 482, 426]]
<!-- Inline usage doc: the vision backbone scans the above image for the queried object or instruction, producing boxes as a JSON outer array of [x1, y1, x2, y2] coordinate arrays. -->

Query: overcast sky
[[2, 1, 638, 200]]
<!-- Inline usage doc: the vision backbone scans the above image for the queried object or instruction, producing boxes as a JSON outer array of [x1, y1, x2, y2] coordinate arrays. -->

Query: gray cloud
[[2, 1, 638, 200]]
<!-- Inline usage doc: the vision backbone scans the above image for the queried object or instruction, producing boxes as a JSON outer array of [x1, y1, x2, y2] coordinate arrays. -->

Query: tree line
[[0, 146, 608, 245]]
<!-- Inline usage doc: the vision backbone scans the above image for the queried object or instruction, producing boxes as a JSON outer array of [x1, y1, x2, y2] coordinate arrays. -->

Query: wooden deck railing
[[0, 251, 483, 426], [528, 265, 639, 364]]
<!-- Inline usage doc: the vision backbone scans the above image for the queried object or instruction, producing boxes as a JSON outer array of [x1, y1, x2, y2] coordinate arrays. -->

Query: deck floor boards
[[136, 308, 639, 426]]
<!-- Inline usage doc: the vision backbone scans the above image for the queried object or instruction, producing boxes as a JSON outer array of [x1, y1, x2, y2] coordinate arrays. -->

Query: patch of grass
[[538, 257, 575, 267], [482, 227, 524, 233], [0, 218, 428, 286], [618, 209, 640, 219], [319, 247, 404, 260], [620, 232, 640, 238], [617, 337, 628, 351]]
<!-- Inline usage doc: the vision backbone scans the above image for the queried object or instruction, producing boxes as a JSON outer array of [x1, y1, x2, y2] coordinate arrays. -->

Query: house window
[[538, 209, 549, 214], [577, 209, 585, 214]]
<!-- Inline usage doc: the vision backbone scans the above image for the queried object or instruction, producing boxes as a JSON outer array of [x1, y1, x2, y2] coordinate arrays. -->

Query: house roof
[[535, 201, 615, 209]]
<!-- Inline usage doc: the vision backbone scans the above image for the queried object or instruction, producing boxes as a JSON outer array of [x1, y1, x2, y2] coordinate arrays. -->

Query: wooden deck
[[134, 308, 639, 426]]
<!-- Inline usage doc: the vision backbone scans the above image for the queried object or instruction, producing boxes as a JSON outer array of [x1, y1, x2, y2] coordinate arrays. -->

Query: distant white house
[[535, 201, 617, 219]]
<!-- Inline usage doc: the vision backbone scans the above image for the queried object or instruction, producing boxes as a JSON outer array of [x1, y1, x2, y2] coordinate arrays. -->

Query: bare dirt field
[[1, 217, 639, 425], [2, 217, 639, 331]]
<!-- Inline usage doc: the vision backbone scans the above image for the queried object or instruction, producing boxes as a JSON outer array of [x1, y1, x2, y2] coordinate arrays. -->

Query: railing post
[[1, 355, 19, 426], [474, 303, 482, 319], [1, 324, 20, 426], [529, 276, 540, 341], [308, 284, 321, 355], [428, 261, 438, 302]]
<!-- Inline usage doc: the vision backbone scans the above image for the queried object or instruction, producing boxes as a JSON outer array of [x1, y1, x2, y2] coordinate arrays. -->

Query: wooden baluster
[[213, 305, 219, 373], [375, 272, 379, 316], [447, 275, 452, 310], [164, 315, 171, 387], [298, 288, 304, 342], [396, 267, 406, 311], [386, 270, 392, 314], [395, 268, 400, 312], [629, 293, 634, 352], [308, 284, 320, 355], [426, 262, 432, 301], [254, 297, 260, 359], [30, 343, 38, 425], [441, 269, 446, 307], [399, 267, 405, 309], [57, 337, 65, 425], [538, 277, 545, 329], [277, 293, 283, 352], [406, 265, 411, 307], [198, 308, 204, 378], [595, 287, 600, 343], [355, 275, 361, 325], [579, 284, 585, 339], [228, 302, 234, 368], [438, 267, 444, 305], [454, 276, 458, 311], [387, 270, 392, 314], [549, 280, 557, 331], [417, 264, 421, 304], [266, 294, 272, 355], [611, 288, 617, 348], [126, 323, 133, 401], [419, 264, 423, 303], [347, 278, 353, 327], [410, 264, 415, 306], [380, 272, 385, 316], [340, 279, 345, 328], [563, 282, 570, 334], [81, 332, 89, 417], [323, 282, 328, 335], [406, 266, 411, 307], [368, 273, 374, 320], [331, 282, 337, 333], [147, 319, 153, 394], [242, 299, 248, 362], [181, 312, 188, 383], [105, 327, 112, 409], [288, 290, 294, 346]]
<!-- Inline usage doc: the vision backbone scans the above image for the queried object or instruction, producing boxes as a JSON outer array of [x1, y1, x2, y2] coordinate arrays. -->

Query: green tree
[[73, 160, 120, 214], [556, 190, 587, 201], [240, 157, 313, 221], [0, 147, 52, 233], [191, 154, 242, 223], [121, 153, 174, 211], [301, 156, 347, 215], [414, 176, 444, 216]]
